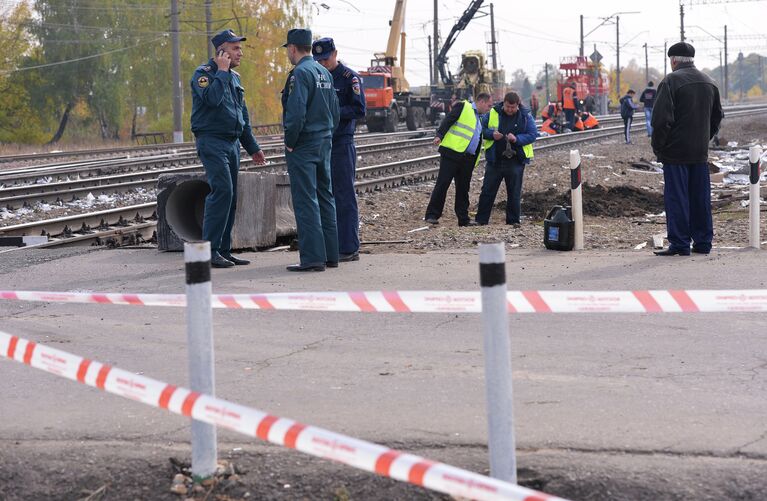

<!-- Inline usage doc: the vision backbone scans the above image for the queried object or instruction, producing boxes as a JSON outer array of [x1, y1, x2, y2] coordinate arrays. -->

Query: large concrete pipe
[[157, 172, 295, 251]]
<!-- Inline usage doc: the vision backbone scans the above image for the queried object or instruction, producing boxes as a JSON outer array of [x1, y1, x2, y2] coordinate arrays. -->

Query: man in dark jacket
[[424, 93, 492, 226], [619, 89, 637, 144], [475, 92, 537, 226], [639, 81, 657, 136], [651, 42, 723, 256]]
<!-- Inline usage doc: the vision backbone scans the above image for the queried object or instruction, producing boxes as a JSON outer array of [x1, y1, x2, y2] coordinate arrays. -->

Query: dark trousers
[[331, 141, 359, 255], [623, 116, 633, 143], [196, 135, 240, 255], [475, 161, 525, 224], [425, 152, 476, 224], [663, 163, 713, 252], [286, 138, 339, 266], [564, 109, 575, 130]]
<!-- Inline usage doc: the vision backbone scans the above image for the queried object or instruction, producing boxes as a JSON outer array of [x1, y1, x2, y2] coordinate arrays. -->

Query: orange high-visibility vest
[[563, 87, 576, 110], [583, 112, 599, 129], [541, 118, 558, 135], [573, 116, 584, 131]]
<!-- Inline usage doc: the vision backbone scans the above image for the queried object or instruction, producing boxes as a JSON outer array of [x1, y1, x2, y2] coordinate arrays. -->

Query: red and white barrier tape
[[0, 330, 565, 501], [3, 289, 767, 313]]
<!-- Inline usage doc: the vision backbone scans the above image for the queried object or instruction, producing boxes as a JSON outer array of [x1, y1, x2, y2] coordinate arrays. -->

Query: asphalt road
[[1, 246, 766, 499]]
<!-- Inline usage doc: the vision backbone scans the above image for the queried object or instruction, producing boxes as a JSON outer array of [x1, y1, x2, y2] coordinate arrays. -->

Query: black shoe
[[506, 222, 521, 227], [458, 221, 479, 227], [653, 248, 691, 256], [339, 251, 360, 262], [425, 217, 439, 224], [691, 248, 711, 255], [221, 254, 250, 265], [326, 261, 339, 268], [211, 254, 235, 268], [286, 263, 325, 272]]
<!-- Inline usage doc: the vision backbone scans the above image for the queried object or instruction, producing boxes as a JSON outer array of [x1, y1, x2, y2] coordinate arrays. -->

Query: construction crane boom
[[435, 0, 485, 86]]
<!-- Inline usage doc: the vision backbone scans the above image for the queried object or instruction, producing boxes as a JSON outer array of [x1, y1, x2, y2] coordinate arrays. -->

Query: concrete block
[[275, 174, 296, 238], [157, 172, 294, 251]]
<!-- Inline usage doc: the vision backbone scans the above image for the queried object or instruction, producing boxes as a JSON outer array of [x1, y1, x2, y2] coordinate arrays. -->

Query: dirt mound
[[504, 183, 665, 219]]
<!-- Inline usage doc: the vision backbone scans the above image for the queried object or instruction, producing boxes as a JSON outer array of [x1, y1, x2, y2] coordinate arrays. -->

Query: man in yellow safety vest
[[424, 93, 493, 226]]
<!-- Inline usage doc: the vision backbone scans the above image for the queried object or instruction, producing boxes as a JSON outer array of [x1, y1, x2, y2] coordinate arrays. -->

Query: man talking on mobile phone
[[190, 29, 266, 268]]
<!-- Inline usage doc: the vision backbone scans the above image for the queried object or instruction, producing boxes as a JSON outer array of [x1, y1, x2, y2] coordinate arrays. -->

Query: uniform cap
[[283, 28, 313, 48], [667, 42, 695, 58], [312, 38, 336, 61], [211, 29, 246, 48]]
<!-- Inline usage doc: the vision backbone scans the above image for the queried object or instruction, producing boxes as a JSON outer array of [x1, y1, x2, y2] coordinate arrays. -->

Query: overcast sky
[[308, 0, 767, 85]]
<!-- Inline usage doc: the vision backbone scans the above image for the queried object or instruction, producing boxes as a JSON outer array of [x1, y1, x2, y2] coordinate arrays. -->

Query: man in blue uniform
[[312, 37, 366, 263], [281, 29, 341, 272], [190, 29, 266, 268]]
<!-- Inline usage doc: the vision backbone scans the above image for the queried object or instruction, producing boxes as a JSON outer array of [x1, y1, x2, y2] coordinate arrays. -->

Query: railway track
[[2, 104, 764, 170], [2, 106, 765, 250]]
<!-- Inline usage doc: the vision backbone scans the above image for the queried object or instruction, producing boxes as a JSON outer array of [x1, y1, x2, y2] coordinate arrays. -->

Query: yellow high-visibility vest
[[484, 108, 534, 160], [441, 101, 481, 166]]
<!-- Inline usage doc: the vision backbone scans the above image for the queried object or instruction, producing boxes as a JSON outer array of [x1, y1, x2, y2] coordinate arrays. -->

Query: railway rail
[[2, 105, 765, 250]]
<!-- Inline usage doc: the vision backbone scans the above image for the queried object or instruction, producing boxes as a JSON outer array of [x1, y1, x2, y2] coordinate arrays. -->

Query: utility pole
[[489, 3, 498, 70], [171, 0, 183, 144], [760, 55, 765, 93], [428, 36, 433, 86], [205, 0, 213, 60], [644, 43, 649, 83], [724, 24, 730, 100], [433, 0, 439, 85], [679, 2, 685, 41], [664, 41, 668, 76], [616, 16, 621, 102], [544, 63, 550, 103], [579, 15, 584, 57]]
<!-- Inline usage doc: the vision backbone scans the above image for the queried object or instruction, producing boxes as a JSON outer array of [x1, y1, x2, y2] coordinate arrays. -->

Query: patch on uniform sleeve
[[288, 74, 295, 95], [351, 76, 361, 95], [197, 76, 209, 88]]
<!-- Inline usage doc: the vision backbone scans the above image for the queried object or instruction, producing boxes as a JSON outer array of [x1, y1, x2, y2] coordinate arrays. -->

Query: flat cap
[[283, 28, 313, 48], [667, 42, 695, 58], [211, 29, 246, 48], [312, 37, 336, 61]]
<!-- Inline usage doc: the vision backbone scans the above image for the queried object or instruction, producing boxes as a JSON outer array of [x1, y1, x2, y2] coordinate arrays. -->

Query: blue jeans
[[644, 107, 653, 136], [196, 135, 240, 254], [663, 163, 712, 252], [475, 161, 525, 224]]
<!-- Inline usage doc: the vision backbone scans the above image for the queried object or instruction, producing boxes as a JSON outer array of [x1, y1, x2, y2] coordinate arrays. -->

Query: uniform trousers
[[475, 160, 525, 225], [286, 137, 339, 266], [662, 163, 713, 252], [196, 135, 240, 255], [330, 140, 359, 255], [425, 151, 477, 224]]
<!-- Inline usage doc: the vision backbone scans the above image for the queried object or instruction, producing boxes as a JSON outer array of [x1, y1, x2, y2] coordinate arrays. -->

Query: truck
[[359, 0, 430, 132], [556, 56, 609, 115]]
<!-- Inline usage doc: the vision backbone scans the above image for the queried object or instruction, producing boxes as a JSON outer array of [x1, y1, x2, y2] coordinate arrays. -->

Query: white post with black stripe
[[479, 242, 517, 483], [749, 146, 762, 249], [570, 149, 584, 250], [184, 241, 218, 479]]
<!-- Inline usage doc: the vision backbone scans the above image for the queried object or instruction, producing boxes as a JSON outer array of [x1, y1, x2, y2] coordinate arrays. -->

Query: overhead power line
[[0, 35, 165, 76]]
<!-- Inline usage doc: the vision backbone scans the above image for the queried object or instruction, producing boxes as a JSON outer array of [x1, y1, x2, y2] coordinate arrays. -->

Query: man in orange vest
[[562, 82, 578, 130]]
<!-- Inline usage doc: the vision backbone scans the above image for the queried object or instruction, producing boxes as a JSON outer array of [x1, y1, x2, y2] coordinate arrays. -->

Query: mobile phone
[[218, 50, 225, 57]]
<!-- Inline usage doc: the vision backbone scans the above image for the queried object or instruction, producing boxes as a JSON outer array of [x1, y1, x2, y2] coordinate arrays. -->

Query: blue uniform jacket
[[620, 95, 638, 119], [190, 59, 260, 154], [481, 103, 537, 165], [330, 62, 366, 144], [281, 55, 340, 149]]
